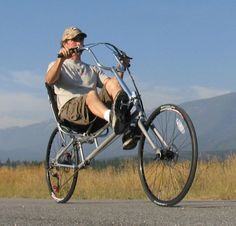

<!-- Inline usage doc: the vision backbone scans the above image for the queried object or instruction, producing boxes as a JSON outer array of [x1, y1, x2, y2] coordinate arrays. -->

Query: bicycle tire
[[45, 127, 79, 203], [138, 104, 198, 207]]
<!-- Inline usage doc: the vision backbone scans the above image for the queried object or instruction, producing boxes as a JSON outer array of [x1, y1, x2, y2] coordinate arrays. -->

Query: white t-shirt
[[47, 59, 109, 113]]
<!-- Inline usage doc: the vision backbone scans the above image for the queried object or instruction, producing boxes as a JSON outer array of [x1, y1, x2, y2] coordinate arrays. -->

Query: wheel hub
[[159, 146, 179, 163]]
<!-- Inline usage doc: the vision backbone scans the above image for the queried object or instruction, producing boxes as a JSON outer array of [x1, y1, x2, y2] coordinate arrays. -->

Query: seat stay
[[53, 131, 120, 169], [54, 138, 74, 163]]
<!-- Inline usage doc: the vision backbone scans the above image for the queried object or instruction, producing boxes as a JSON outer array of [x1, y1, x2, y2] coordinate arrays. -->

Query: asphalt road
[[0, 198, 235, 226]]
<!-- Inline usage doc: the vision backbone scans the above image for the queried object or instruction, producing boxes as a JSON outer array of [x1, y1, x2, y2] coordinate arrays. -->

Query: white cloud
[[0, 93, 47, 112], [0, 69, 50, 129], [8, 70, 43, 88], [190, 86, 231, 99], [0, 92, 50, 129], [2, 70, 42, 87], [0, 69, 45, 95], [0, 115, 39, 129]]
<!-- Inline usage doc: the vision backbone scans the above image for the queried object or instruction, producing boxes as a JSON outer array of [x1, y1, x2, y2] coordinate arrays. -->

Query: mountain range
[[1, 92, 236, 162], [182, 92, 236, 156]]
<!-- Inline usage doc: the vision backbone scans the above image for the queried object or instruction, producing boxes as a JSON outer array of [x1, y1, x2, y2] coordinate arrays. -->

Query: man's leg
[[85, 90, 109, 119], [104, 77, 122, 100], [104, 77, 139, 146], [104, 77, 130, 134], [86, 78, 129, 134]]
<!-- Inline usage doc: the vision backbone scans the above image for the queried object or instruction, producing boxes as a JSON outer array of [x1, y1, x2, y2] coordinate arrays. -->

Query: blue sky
[[0, 0, 235, 128]]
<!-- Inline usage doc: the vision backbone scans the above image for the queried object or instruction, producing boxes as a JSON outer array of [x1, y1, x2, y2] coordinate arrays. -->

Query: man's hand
[[116, 53, 132, 74], [58, 47, 73, 59], [120, 56, 130, 69], [120, 53, 132, 69]]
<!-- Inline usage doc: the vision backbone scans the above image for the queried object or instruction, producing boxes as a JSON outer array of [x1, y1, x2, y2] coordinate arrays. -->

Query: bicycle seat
[[45, 83, 107, 134]]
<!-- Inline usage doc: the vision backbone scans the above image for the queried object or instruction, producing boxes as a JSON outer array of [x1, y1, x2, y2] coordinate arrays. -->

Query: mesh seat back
[[45, 82, 61, 123]]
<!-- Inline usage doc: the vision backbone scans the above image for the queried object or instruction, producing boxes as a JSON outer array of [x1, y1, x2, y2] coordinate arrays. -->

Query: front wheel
[[45, 127, 79, 203], [138, 104, 198, 206]]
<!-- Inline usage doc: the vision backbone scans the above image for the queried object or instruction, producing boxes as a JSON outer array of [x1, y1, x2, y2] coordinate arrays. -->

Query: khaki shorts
[[59, 87, 112, 127]]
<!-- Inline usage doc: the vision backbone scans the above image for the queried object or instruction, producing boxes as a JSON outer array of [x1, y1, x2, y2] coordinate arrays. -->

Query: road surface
[[0, 198, 235, 225]]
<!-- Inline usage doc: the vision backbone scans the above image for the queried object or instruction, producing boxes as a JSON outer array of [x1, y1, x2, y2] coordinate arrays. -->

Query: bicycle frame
[[51, 42, 169, 169]]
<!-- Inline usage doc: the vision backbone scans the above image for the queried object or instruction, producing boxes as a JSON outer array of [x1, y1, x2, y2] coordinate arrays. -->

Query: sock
[[104, 109, 111, 122]]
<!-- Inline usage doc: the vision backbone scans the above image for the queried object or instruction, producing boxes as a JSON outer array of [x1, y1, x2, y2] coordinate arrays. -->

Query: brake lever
[[119, 51, 132, 68], [120, 50, 133, 60]]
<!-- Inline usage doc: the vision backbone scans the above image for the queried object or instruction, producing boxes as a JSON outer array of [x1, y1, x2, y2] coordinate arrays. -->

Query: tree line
[[0, 157, 138, 169], [0, 158, 42, 168]]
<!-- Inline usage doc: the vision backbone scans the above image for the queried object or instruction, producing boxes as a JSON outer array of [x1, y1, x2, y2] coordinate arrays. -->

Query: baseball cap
[[61, 27, 87, 41]]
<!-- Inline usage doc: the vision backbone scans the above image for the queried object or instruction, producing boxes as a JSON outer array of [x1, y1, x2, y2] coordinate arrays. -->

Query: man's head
[[61, 26, 87, 42], [61, 26, 87, 48]]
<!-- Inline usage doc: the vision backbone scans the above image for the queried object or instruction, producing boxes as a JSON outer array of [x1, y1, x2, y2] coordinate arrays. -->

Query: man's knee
[[86, 90, 97, 105], [105, 77, 121, 93]]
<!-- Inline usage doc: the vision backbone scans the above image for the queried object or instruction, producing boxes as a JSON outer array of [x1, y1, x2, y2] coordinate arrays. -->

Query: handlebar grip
[[57, 53, 64, 58], [57, 47, 81, 58]]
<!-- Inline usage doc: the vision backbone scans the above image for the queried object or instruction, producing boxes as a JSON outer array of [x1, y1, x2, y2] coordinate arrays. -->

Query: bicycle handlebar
[[57, 43, 132, 66]]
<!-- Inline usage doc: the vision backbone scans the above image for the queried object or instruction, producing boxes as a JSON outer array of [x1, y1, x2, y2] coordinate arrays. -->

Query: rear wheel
[[138, 104, 198, 206], [45, 128, 79, 203]]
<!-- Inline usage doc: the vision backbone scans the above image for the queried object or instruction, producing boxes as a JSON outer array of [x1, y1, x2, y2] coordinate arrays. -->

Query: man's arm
[[45, 47, 72, 85], [45, 58, 64, 85]]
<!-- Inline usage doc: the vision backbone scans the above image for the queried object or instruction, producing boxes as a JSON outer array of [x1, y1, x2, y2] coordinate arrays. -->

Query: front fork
[[138, 118, 169, 158]]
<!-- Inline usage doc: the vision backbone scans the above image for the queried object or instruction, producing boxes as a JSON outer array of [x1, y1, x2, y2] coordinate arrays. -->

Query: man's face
[[63, 35, 85, 57], [64, 35, 84, 49]]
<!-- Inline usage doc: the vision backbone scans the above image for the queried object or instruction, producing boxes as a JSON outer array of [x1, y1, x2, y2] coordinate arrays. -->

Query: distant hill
[[1, 92, 236, 162], [182, 92, 236, 155], [0, 120, 129, 162], [0, 120, 55, 162]]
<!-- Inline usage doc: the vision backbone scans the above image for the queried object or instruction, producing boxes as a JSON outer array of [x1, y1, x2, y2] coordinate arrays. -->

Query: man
[[45, 26, 137, 148]]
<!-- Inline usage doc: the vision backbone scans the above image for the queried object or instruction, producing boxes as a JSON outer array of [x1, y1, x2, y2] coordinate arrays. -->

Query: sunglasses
[[71, 35, 84, 42]]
